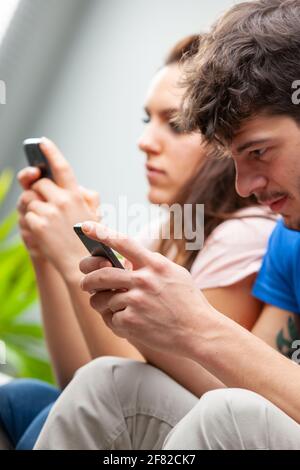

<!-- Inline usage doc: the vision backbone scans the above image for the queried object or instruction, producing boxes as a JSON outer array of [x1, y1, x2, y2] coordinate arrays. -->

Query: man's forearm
[[131, 339, 225, 397], [33, 259, 91, 388], [186, 312, 300, 423]]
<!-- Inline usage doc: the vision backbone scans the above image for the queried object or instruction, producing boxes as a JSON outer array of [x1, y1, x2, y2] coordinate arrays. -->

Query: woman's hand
[[17, 138, 100, 279], [17, 175, 47, 261]]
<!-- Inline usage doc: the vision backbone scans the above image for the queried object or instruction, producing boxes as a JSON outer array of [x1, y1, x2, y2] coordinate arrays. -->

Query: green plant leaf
[[0, 210, 18, 242], [0, 322, 44, 339], [0, 168, 52, 383], [0, 168, 14, 205], [2, 344, 55, 384], [0, 243, 37, 322]]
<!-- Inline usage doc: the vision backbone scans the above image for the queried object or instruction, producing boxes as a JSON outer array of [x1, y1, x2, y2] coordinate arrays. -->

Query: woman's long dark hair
[[157, 34, 274, 270]]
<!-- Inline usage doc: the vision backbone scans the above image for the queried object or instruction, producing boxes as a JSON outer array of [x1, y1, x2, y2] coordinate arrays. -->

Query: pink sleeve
[[190, 215, 276, 289]]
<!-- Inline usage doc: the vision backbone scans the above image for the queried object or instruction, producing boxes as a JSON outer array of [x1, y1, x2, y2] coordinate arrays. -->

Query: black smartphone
[[23, 138, 54, 180], [73, 223, 124, 269]]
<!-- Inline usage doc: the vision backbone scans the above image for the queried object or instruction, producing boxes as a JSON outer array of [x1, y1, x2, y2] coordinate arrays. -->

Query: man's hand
[[79, 221, 219, 356]]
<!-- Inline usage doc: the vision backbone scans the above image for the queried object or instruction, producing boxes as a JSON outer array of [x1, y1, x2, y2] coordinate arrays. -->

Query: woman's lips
[[146, 165, 166, 183]]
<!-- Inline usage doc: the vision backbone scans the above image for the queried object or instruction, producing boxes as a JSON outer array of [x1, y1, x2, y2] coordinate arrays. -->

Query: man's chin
[[282, 215, 300, 231]]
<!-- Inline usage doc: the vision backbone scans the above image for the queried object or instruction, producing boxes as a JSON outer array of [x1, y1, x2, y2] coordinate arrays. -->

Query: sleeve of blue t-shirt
[[252, 219, 300, 314]]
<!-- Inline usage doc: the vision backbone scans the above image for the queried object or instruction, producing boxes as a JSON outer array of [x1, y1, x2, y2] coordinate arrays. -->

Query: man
[[35, 0, 300, 449]]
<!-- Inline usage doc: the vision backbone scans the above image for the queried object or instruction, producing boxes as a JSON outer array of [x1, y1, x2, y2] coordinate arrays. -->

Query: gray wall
[[0, 0, 239, 234]]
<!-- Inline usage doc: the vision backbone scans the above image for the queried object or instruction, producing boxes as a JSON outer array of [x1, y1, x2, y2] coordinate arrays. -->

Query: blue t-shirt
[[253, 219, 300, 314]]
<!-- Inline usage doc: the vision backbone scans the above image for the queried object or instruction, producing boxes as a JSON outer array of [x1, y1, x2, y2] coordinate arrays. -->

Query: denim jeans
[[0, 378, 60, 449]]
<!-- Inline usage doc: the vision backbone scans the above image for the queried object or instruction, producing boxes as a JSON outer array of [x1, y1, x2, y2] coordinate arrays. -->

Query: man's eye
[[249, 148, 267, 159]]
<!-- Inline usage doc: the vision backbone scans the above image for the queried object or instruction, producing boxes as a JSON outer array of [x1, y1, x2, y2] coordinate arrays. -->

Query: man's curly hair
[[179, 0, 300, 146]]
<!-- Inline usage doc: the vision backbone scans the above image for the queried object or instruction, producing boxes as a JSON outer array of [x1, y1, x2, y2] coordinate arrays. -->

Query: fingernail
[[28, 167, 38, 174], [82, 222, 93, 233], [40, 137, 49, 148]]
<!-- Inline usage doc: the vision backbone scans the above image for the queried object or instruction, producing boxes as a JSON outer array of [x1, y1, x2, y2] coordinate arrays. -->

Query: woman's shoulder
[[190, 206, 278, 289], [204, 205, 278, 248]]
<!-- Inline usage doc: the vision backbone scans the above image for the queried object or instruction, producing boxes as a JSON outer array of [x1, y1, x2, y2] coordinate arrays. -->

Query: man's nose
[[235, 167, 268, 198]]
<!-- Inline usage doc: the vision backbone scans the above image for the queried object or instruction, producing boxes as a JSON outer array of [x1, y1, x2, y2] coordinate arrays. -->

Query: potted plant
[[0, 168, 53, 383]]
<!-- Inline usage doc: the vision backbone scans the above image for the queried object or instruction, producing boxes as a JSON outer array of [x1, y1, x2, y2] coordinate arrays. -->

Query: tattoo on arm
[[276, 316, 300, 359]]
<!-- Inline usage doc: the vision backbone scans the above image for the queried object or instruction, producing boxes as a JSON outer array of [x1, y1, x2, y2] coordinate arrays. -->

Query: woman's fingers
[[39, 138, 78, 190], [17, 167, 41, 190], [79, 186, 100, 213], [30, 178, 64, 204], [27, 199, 53, 216], [17, 190, 43, 215]]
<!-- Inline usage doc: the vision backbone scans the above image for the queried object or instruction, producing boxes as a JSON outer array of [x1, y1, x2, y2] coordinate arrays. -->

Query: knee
[[164, 388, 269, 450], [0, 378, 44, 394], [74, 356, 139, 382], [44, 357, 145, 433], [199, 388, 266, 425], [0, 378, 57, 406], [192, 388, 268, 446], [72, 356, 142, 397], [71, 356, 174, 415]]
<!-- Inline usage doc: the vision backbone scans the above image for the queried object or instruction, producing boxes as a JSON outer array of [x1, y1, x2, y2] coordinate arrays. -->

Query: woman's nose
[[138, 124, 162, 156]]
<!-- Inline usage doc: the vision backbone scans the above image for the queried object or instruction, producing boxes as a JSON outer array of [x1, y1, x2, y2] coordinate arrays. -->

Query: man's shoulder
[[253, 218, 300, 311], [267, 218, 300, 255]]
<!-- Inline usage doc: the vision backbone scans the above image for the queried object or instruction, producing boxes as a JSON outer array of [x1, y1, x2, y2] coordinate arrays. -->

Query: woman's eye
[[142, 116, 150, 124], [168, 120, 184, 135]]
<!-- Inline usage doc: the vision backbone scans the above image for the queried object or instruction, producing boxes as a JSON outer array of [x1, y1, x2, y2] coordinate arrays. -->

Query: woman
[[0, 35, 275, 449]]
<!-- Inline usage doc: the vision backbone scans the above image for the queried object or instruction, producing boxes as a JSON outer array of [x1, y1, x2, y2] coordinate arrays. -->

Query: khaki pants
[[34, 357, 300, 450]]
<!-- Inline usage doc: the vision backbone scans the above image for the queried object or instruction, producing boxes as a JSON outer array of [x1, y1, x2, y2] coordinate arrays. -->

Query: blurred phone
[[73, 223, 124, 269], [23, 138, 54, 180]]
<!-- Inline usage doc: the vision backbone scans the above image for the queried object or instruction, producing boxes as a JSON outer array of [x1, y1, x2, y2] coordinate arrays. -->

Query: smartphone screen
[[73, 223, 124, 269]]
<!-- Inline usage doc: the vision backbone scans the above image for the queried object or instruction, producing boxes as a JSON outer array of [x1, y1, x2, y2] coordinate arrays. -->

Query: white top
[[136, 206, 277, 290]]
